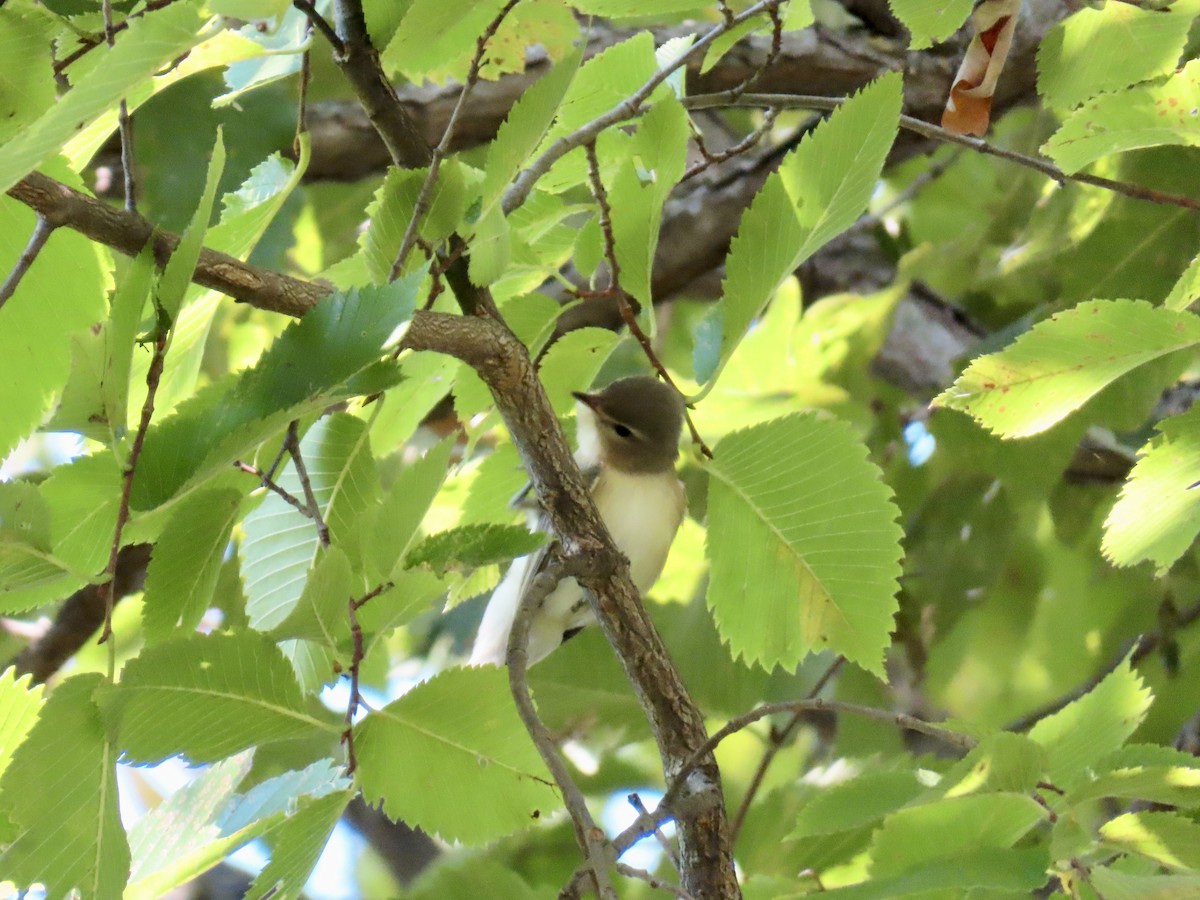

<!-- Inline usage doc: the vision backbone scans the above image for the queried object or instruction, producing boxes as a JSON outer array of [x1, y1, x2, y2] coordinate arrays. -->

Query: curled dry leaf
[[941, 0, 1021, 136]]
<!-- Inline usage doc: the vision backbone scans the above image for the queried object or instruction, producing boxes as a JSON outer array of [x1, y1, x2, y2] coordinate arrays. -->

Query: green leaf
[[363, 438, 455, 582], [1102, 405, 1200, 571], [1101, 810, 1200, 870], [0, 674, 129, 898], [482, 45, 584, 212], [0, 2, 206, 193], [469, 202, 512, 286], [382, 0, 508, 80], [360, 163, 469, 282], [710, 74, 901, 384], [102, 245, 156, 446], [888, 0, 973, 50], [789, 770, 923, 839], [704, 413, 903, 673], [269, 545, 355, 649], [215, 8, 307, 107], [1028, 655, 1152, 787], [156, 131, 226, 323], [531, 33, 658, 195], [0, 6, 55, 145], [816, 848, 1049, 898], [241, 413, 380, 631], [126, 754, 351, 900], [142, 487, 243, 643], [1089, 867, 1200, 899], [537, 327, 623, 414], [934, 732, 1047, 797], [356, 666, 559, 844], [0, 482, 84, 611], [39, 451, 122, 577], [243, 788, 352, 900], [609, 97, 689, 309], [1037, 0, 1200, 111], [133, 279, 415, 510], [126, 752, 255, 896], [1043, 59, 1200, 174], [406, 523, 547, 576], [1071, 764, 1200, 809], [934, 300, 1200, 439], [98, 632, 337, 763], [869, 793, 1046, 876], [1164, 250, 1200, 311], [0, 667, 43, 783], [0, 192, 108, 461]]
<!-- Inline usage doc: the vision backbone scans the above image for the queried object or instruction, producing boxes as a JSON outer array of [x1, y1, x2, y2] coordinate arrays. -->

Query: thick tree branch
[[403, 312, 739, 899], [9, 544, 152, 684], [7, 173, 329, 316]]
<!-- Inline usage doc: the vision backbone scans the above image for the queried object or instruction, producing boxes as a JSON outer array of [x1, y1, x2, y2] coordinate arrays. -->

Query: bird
[[468, 375, 687, 667]]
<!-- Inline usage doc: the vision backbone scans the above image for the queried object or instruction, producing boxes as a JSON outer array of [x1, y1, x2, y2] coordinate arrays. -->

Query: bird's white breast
[[591, 468, 686, 591]]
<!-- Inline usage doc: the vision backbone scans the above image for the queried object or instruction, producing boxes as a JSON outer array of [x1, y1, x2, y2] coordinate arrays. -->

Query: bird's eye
[[612, 423, 633, 438]]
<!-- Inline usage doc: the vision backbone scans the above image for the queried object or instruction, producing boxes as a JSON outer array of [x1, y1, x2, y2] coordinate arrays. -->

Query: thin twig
[[295, 42, 313, 157], [0, 217, 55, 310], [293, 0, 344, 55], [614, 862, 694, 899], [628, 793, 678, 869], [595, 692, 975, 874], [53, 0, 181, 74], [103, 0, 137, 211], [284, 419, 331, 547], [685, 92, 1200, 214], [845, 149, 962, 239], [507, 555, 617, 900], [232, 460, 311, 517], [99, 327, 168, 648], [723, 0, 784, 103], [343, 581, 391, 774], [502, 0, 789, 216], [391, 0, 522, 278], [582, 143, 713, 459], [729, 656, 844, 843], [684, 108, 779, 182]]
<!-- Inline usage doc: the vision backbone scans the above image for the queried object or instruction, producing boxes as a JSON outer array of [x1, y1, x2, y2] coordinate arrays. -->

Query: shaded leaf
[[142, 487, 243, 643], [406, 523, 547, 576], [98, 632, 337, 763]]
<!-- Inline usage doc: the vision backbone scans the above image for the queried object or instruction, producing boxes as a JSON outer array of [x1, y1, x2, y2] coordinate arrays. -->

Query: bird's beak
[[572, 391, 600, 410]]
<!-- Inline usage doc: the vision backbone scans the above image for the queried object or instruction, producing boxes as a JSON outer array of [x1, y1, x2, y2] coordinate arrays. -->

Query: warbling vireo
[[469, 375, 687, 666]]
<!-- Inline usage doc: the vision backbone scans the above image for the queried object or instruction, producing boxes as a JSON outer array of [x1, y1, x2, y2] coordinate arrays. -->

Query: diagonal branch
[[507, 555, 617, 900]]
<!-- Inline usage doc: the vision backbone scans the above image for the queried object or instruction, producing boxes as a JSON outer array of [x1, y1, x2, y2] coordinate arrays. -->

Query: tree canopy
[[3, 0, 1200, 897]]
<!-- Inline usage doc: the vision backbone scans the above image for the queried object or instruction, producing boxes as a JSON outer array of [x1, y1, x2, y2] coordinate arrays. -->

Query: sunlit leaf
[[1028, 655, 1152, 787], [0, 2, 206, 192], [888, 0, 973, 49], [0, 667, 43, 782], [98, 632, 337, 763], [0, 674, 129, 898], [1044, 59, 1200, 174], [708, 74, 901, 384], [1101, 810, 1200, 870], [1037, 0, 1200, 111], [705, 413, 902, 673], [1103, 404, 1200, 571], [934, 300, 1200, 438], [356, 666, 559, 844]]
